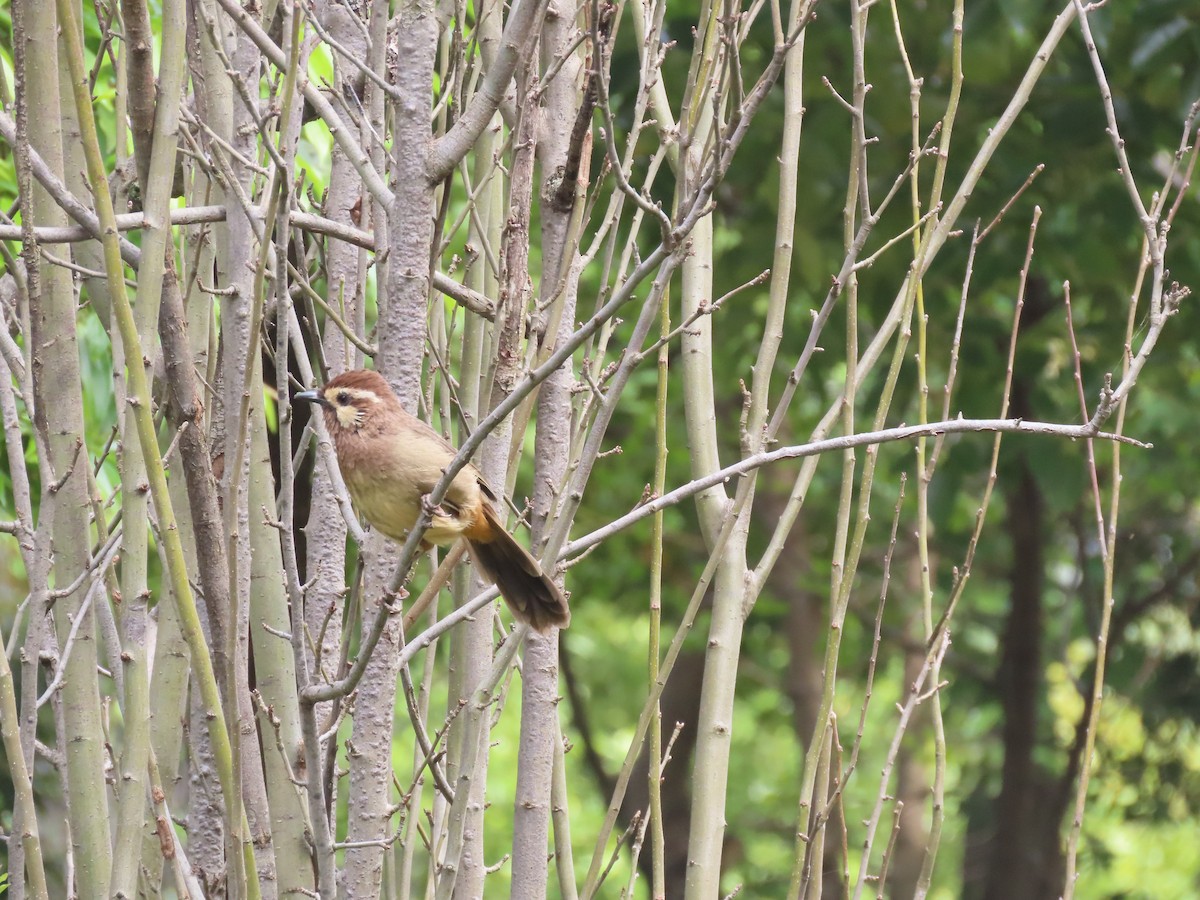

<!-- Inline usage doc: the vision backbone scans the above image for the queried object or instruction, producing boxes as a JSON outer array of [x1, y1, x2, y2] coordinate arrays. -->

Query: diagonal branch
[[565, 415, 1148, 562], [427, 0, 552, 181]]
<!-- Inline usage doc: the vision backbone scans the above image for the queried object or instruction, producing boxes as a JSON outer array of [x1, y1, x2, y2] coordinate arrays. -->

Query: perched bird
[[295, 369, 570, 631]]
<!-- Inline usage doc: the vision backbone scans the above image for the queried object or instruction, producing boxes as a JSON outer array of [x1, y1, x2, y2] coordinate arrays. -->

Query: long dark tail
[[466, 506, 570, 632]]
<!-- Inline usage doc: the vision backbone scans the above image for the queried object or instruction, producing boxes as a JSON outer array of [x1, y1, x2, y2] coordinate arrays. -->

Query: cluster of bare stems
[[0, 0, 1194, 898]]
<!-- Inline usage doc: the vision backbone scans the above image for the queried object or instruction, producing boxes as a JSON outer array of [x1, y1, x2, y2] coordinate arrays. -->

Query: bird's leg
[[420, 491, 454, 521]]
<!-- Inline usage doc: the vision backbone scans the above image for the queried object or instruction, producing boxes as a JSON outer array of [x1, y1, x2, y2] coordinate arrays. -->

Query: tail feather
[[466, 507, 569, 632]]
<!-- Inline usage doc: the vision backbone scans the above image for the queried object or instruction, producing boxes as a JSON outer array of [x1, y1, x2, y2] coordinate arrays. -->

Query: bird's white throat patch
[[334, 404, 363, 428], [325, 385, 380, 429]]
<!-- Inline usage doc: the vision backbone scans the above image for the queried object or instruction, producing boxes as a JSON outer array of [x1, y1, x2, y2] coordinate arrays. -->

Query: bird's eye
[[336, 391, 351, 405]]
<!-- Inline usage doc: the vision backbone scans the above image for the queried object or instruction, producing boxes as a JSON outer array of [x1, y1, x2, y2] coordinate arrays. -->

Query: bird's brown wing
[[476, 476, 498, 502], [398, 412, 501, 503]]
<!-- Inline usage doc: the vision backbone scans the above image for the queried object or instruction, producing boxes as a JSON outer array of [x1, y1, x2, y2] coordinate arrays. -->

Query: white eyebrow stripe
[[326, 387, 381, 404]]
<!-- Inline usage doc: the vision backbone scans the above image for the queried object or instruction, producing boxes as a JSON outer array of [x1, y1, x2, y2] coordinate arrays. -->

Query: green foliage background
[[1, 1, 1199, 896]]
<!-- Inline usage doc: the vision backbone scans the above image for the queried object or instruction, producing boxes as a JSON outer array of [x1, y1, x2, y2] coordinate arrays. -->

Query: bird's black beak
[[294, 389, 332, 409]]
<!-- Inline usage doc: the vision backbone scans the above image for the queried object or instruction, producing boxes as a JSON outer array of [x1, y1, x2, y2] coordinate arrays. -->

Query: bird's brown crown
[[320, 369, 399, 431]]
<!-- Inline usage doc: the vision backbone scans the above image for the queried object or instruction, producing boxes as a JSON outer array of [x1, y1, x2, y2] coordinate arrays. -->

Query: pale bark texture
[[0, 2, 1191, 899], [21, 2, 113, 895]]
